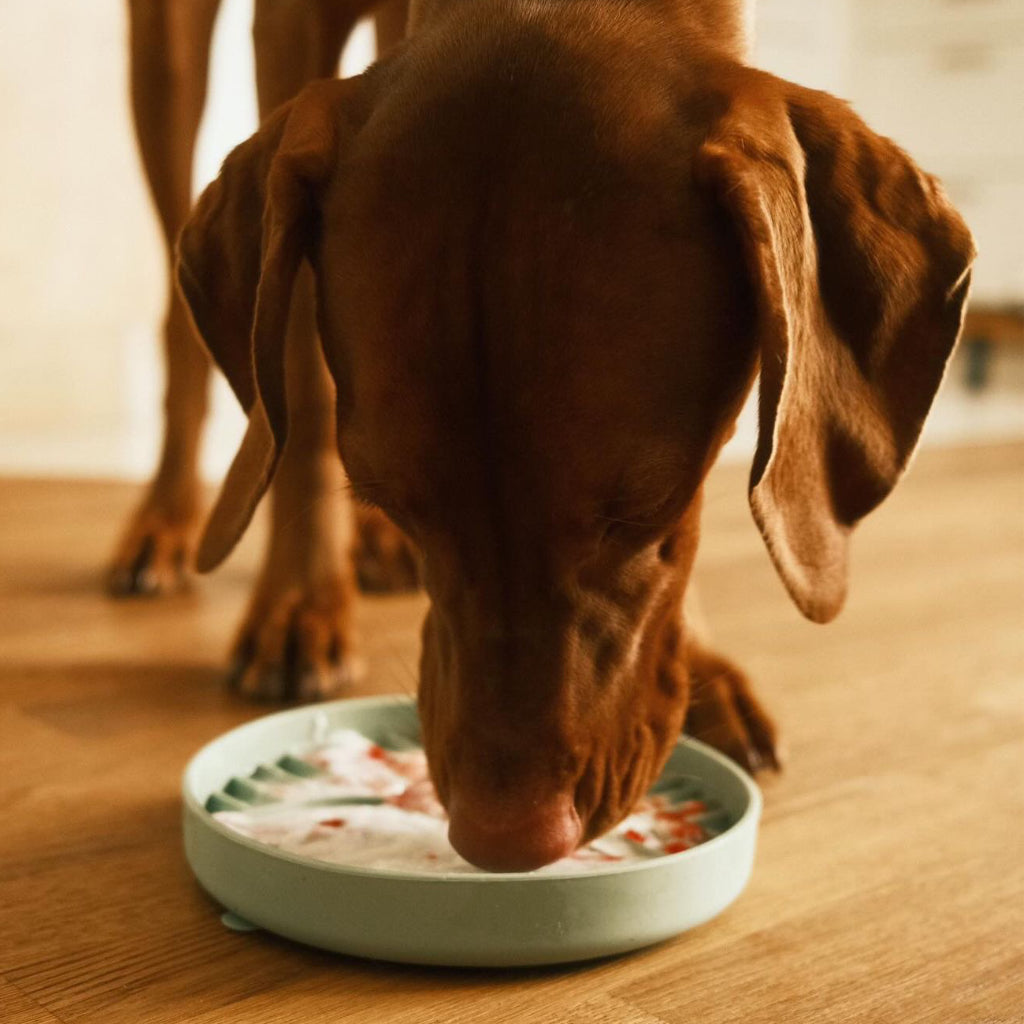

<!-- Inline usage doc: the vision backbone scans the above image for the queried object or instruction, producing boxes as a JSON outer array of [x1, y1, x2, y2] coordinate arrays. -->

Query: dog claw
[[231, 657, 360, 703], [133, 567, 160, 597], [108, 560, 163, 597], [293, 660, 357, 703]]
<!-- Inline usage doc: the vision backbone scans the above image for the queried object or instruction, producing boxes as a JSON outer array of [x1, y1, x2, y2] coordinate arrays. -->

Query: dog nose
[[447, 792, 582, 872]]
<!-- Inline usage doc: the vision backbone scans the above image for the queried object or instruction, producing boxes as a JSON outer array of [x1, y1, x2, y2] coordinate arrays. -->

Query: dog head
[[177, 14, 972, 871]]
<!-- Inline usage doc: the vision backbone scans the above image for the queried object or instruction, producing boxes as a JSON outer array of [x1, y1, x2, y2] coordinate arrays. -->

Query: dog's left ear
[[695, 71, 974, 623], [176, 79, 361, 572]]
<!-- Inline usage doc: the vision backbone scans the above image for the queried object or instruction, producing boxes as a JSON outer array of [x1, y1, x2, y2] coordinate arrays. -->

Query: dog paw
[[228, 577, 362, 702], [684, 645, 782, 774], [351, 505, 420, 594], [107, 493, 201, 597]]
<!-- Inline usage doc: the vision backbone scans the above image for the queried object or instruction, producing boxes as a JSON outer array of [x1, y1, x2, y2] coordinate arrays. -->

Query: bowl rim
[[182, 694, 762, 885]]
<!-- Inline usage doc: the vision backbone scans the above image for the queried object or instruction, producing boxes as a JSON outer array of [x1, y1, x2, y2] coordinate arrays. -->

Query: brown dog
[[174, 0, 973, 871]]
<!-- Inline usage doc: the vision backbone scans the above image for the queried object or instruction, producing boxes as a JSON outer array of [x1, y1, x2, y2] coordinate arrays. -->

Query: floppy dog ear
[[176, 79, 356, 572], [695, 72, 974, 623]]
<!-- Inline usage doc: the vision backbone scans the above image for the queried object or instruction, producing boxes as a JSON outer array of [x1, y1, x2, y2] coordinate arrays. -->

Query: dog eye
[[596, 513, 659, 545], [594, 491, 685, 548], [347, 484, 416, 535], [351, 492, 380, 512]]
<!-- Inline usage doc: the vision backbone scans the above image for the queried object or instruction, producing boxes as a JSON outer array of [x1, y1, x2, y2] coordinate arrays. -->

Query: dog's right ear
[[176, 79, 360, 572]]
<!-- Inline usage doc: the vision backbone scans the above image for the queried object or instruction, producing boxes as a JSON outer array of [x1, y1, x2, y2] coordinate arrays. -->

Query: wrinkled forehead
[[319, 224, 748, 541], [314, 71, 755, 531]]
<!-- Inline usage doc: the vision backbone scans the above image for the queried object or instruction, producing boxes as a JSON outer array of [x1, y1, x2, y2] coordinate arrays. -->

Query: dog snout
[[447, 790, 582, 872]]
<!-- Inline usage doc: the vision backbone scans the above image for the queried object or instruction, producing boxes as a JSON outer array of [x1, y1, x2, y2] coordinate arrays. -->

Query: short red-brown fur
[[174, 0, 973, 867]]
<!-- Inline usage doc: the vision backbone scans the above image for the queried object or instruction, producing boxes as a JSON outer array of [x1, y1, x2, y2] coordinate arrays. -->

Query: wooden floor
[[2, 443, 1023, 1024]]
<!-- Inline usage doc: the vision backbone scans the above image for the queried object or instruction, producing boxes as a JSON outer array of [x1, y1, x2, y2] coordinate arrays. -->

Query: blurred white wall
[[0, 0, 1021, 481], [848, 0, 1024, 307], [0, 0, 374, 480], [0, 1, 163, 474], [754, 0, 852, 94]]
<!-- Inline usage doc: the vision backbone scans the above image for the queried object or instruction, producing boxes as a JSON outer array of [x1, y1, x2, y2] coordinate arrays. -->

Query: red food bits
[[319, 818, 347, 828], [624, 829, 647, 845], [367, 745, 387, 761], [655, 800, 707, 822], [664, 840, 693, 855], [392, 780, 446, 818], [670, 822, 706, 844]]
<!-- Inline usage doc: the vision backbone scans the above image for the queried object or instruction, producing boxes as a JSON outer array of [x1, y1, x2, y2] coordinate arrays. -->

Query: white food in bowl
[[212, 729, 722, 874]]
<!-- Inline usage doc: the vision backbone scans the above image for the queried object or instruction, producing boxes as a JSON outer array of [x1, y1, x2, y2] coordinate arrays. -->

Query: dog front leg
[[228, 266, 361, 701], [683, 589, 782, 773], [225, 2, 372, 700]]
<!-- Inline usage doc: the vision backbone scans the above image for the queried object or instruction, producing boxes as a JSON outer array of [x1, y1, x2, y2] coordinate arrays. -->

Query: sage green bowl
[[182, 695, 761, 967]]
